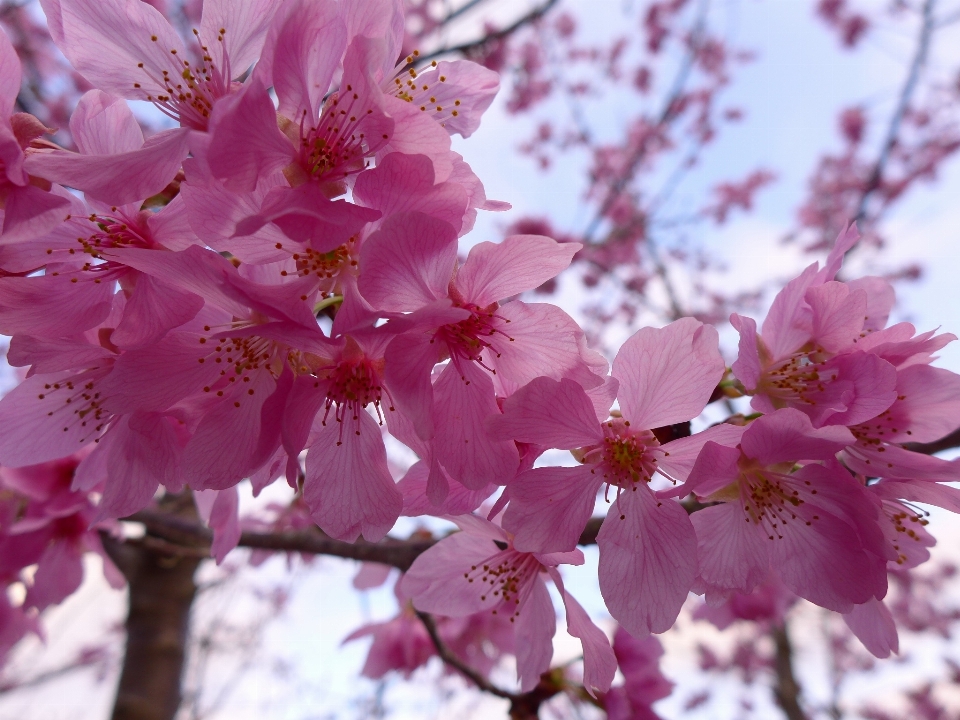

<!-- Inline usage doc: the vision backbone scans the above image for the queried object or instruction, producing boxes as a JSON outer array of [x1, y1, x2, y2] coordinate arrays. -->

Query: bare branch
[[582, 0, 709, 244], [852, 0, 936, 225], [416, 0, 559, 66]]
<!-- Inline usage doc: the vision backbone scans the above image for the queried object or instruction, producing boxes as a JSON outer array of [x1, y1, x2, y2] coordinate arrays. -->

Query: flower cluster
[[1, 0, 959, 700]]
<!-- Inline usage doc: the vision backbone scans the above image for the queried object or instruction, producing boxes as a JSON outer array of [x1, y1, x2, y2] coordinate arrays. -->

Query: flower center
[[758, 350, 835, 407], [437, 303, 513, 373], [577, 419, 662, 487], [462, 545, 542, 622]]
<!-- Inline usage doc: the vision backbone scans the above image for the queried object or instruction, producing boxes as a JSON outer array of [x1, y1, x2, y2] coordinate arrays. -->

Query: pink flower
[[692, 574, 796, 630], [731, 224, 956, 433], [683, 408, 890, 612], [41, 0, 279, 132], [603, 629, 674, 720], [489, 319, 734, 636], [400, 514, 616, 695], [361, 224, 597, 489]]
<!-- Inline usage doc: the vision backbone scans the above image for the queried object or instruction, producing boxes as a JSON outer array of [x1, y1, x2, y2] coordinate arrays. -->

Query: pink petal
[[0, 369, 111, 466], [400, 529, 508, 615], [871, 479, 960, 514], [598, 487, 697, 635], [1, 184, 72, 245], [846, 276, 895, 332], [358, 211, 458, 311], [254, 0, 344, 119], [0, 26, 21, 117], [25, 541, 83, 610], [613, 318, 725, 430], [181, 370, 278, 490], [70, 90, 143, 155], [352, 152, 469, 233], [489, 377, 604, 448], [456, 235, 581, 308], [303, 411, 402, 542], [6, 335, 112, 375], [676, 438, 743, 498], [96, 413, 183, 520], [56, 0, 185, 100], [199, 0, 280, 76], [730, 313, 761, 391], [761, 261, 819, 360], [550, 569, 616, 697], [503, 465, 602, 553], [0, 271, 114, 337], [818, 222, 860, 282], [658, 423, 747, 486], [25, 127, 190, 206], [433, 362, 519, 490], [99, 332, 222, 413], [514, 576, 556, 693], [208, 486, 241, 564], [691, 502, 771, 598], [490, 301, 603, 390], [887, 364, 960, 443], [111, 274, 204, 349], [740, 408, 852, 466], [411, 60, 500, 138], [771, 497, 886, 612], [205, 76, 296, 192], [843, 598, 898, 659], [384, 330, 443, 439], [807, 281, 867, 352], [398, 461, 497, 517]]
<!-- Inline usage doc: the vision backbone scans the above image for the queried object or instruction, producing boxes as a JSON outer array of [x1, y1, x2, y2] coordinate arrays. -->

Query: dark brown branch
[[416, 0, 559, 66], [127, 509, 437, 571], [772, 623, 808, 720], [852, 0, 936, 224]]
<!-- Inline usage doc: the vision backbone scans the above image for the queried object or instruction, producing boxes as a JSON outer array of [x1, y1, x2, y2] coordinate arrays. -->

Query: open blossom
[[489, 318, 736, 636], [40, 0, 278, 132], [400, 514, 616, 696], [731, 224, 955, 435], [361, 223, 599, 490], [681, 408, 890, 612], [603, 629, 674, 720]]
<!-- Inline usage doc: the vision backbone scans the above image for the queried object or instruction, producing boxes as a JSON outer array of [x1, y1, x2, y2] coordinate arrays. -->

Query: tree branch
[[852, 0, 936, 224], [772, 622, 808, 720], [416, 611, 563, 719], [416, 0, 559, 66], [416, 611, 515, 699], [582, 0, 709, 243]]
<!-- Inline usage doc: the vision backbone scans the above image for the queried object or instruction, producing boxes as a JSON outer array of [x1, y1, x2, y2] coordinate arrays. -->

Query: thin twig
[[416, 0, 559, 66], [416, 611, 516, 699], [852, 0, 936, 225], [582, 0, 709, 243]]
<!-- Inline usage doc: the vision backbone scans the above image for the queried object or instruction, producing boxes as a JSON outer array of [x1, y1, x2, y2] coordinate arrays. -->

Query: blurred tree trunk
[[102, 496, 203, 720]]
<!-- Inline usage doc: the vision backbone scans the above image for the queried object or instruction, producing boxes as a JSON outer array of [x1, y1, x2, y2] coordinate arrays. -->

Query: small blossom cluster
[[0, 0, 959, 698]]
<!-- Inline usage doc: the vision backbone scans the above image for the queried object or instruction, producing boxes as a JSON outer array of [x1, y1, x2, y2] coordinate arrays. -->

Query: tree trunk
[[102, 534, 202, 720]]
